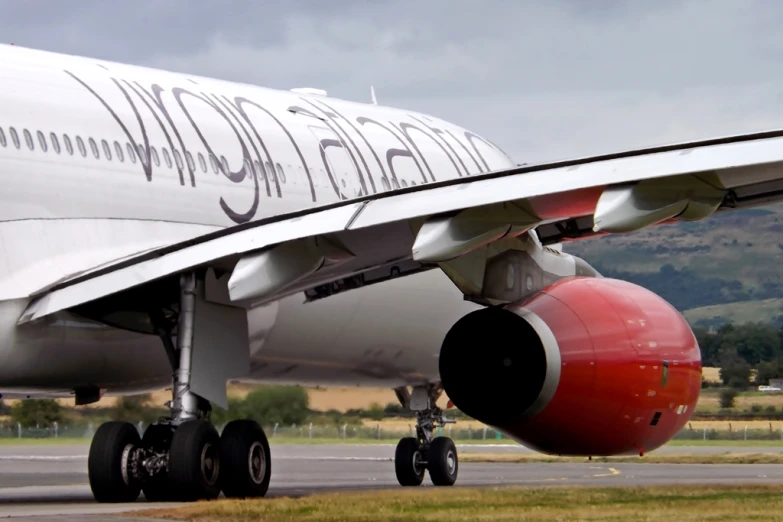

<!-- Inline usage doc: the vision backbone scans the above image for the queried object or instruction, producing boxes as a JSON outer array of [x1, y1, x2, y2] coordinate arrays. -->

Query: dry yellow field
[[685, 420, 783, 430], [41, 385, 430, 412], [702, 367, 721, 382], [698, 392, 783, 411]]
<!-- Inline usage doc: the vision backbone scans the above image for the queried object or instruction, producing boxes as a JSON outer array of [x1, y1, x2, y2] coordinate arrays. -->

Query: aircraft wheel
[[168, 420, 222, 501], [428, 437, 458, 486], [220, 419, 272, 498], [395, 437, 425, 486], [88, 421, 142, 503]]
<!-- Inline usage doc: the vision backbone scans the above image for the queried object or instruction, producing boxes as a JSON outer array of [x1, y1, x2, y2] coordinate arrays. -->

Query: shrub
[[719, 388, 739, 408]]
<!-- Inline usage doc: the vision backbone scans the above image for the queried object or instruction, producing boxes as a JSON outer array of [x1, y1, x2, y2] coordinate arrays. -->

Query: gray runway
[[2, 443, 783, 519]]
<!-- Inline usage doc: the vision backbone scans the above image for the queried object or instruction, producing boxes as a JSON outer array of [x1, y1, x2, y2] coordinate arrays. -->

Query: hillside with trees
[[567, 204, 783, 326]]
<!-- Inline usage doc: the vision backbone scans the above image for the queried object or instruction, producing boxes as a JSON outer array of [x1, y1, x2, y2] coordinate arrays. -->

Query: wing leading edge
[[18, 129, 783, 324]]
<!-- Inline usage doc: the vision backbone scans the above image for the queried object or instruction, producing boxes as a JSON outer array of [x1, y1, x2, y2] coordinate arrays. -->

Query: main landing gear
[[87, 273, 272, 503], [393, 385, 458, 487]]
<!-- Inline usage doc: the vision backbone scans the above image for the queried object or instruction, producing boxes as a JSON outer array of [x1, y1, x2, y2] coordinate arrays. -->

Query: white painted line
[[276, 457, 393, 462]]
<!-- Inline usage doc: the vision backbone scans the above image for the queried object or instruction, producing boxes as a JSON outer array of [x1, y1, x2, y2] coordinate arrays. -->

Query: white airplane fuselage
[[0, 44, 521, 397]]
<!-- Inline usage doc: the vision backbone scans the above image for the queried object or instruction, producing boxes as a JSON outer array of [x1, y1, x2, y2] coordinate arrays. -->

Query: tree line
[[693, 321, 783, 388]]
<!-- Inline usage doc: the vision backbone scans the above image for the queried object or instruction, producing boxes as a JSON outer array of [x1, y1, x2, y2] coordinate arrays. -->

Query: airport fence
[[0, 422, 510, 441], [3, 422, 783, 442]]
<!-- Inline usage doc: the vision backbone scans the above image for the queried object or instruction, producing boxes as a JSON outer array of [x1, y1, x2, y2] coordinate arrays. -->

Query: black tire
[[394, 437, 425, 486], [88, 421, 141, 503], [220, 419, 272, 498], [428, 437, 458, 486], [168, 420, 221, 501], [140, 423, 175, 502]]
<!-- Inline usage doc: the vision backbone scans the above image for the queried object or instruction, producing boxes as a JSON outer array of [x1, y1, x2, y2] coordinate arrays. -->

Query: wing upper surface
[[19, 129, 783, 324]]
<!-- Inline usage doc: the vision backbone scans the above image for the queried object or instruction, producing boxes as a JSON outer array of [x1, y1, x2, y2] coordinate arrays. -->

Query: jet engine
[[439, 276, 701, 456]]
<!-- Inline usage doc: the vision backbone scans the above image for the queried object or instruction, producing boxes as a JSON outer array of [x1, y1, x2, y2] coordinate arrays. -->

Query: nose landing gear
[[393, 384, 458, 487]]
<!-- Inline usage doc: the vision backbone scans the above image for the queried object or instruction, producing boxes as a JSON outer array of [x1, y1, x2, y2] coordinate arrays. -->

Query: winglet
[[370, 86, 377, 105]]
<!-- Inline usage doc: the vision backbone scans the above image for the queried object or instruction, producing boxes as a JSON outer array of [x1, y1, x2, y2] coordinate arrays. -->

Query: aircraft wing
[[18, 129, 783, 324]]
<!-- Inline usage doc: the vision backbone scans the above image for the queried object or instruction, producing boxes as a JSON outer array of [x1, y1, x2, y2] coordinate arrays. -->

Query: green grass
[[137, 485, 783, 521], [3, 437, 783, 448], [462, 452, 783, 465], [667, 439, 783, 447]]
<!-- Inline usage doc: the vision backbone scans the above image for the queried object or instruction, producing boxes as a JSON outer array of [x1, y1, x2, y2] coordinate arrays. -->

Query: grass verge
[[138, 485, 783, 521], [0, 437, 88, 445], [667, 439, 783, 447], [3, 437, 783, 447], [460, 452, 783, 464]]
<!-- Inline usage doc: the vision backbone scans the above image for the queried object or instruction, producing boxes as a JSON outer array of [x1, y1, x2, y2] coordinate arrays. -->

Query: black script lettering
[[301, 99, 369, 196], [356, 117, 427, 186], [409, 115, 468, 177], [65, 70, 153, 182], [233, 97, 315, 202], [314, 100, 384, 193], [172, 88, 258, 224]]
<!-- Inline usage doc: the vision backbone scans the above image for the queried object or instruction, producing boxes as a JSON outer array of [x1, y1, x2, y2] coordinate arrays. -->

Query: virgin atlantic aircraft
[[0, 43, 777, 503]]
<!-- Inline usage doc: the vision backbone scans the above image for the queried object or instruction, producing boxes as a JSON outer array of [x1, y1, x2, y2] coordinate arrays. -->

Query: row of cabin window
[[0, 126, 293, 184], [0, 125, 416, 191]]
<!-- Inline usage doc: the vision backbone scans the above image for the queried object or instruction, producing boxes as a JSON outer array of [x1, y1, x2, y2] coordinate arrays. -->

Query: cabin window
[[50, 133, 60, 154], [185, 151, 195, 171], [89, 138, 100, 159], [126, 143, 137, 164], [23, 129, 34, 150], [162, 148, 173, 168], [63, 134, 73, 155], [0, 128, 6, 148], [266, 162, 274, 182], [136, 145, 148, 166], [392, 178, 400, 189], [173, 150, 184, 170], [114, 141, 124, 162], [401, 179, 408, 188], [76, 136, 87, 157], [37, 131, 47, 152], [150, 147, 160, 167], [276, 163, 286, 184], [9, 127, 19, 149], [102, 139, 112, 161], [381, 178, 390, 191], [309, 167, 317, 186], [197, 152, 207, 172], [255, 160, 265, 180], [209, 154, 219, 173], [220, 155, 229, 173]]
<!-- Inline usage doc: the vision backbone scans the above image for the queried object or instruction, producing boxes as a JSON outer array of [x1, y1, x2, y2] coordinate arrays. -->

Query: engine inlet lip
[[439, 306, 561, 426]]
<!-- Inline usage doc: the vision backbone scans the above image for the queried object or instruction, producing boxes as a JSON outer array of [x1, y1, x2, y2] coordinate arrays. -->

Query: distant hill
[[566, 204, 783, 327]]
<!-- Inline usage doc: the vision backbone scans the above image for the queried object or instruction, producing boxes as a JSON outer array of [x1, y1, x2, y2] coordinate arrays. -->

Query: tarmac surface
[[2, 443, 783, 520]]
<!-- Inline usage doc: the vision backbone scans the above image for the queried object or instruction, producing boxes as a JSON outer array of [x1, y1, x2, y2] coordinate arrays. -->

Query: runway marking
[[591, 467, 621, 478]]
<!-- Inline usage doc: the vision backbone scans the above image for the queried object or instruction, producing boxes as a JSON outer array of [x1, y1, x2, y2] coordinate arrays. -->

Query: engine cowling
[[439, 276, 701, 456]]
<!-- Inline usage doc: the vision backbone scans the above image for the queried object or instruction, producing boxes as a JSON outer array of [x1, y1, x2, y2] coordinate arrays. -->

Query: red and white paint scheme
[[0, 43, 780, 502]]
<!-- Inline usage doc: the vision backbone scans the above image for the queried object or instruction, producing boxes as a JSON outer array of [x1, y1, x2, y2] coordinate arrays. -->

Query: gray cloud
[[2, 0, 783, 162]]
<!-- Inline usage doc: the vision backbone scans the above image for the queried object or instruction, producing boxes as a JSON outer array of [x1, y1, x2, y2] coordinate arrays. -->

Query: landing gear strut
[[393, 384, 458, 487], [88, 273, 271, 503]]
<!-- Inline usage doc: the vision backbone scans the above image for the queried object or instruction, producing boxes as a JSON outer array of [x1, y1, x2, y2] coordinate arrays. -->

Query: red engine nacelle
[[439, 277, 701, 456]]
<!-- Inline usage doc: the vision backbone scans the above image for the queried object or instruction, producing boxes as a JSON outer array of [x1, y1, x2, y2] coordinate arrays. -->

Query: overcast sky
[[1, 0, 781, 163]]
